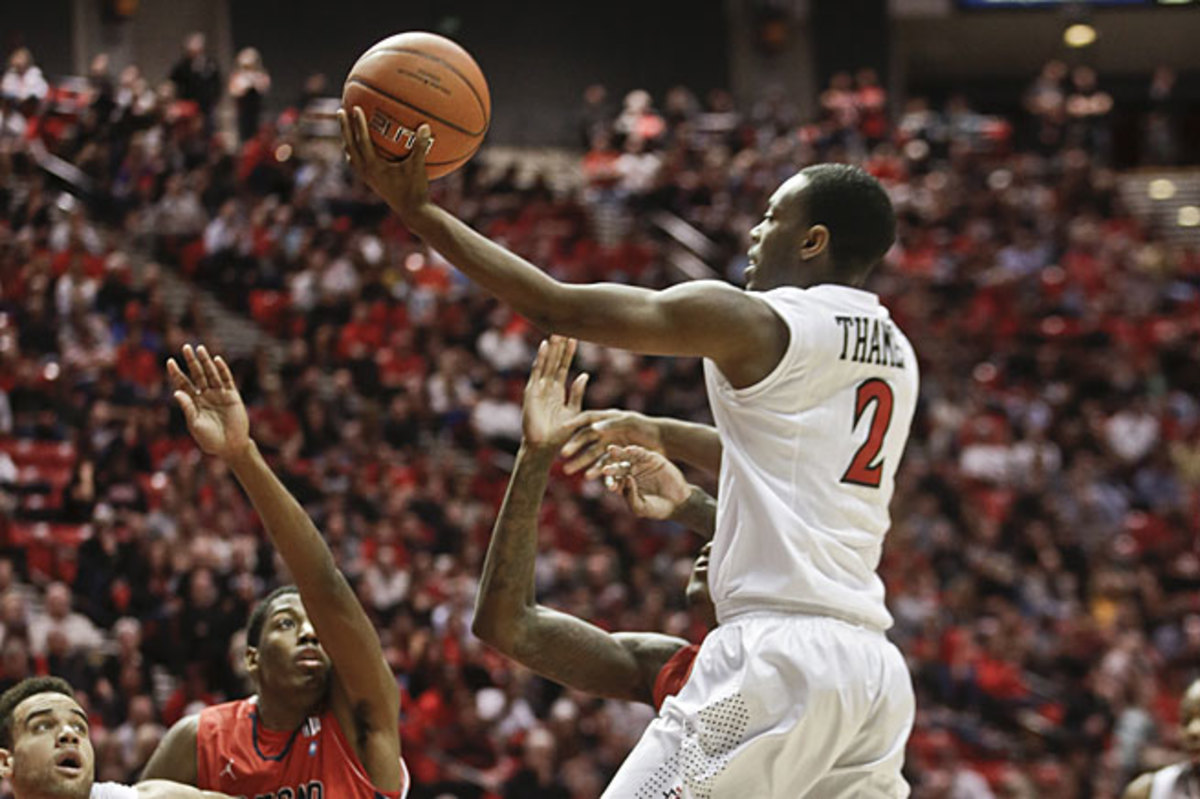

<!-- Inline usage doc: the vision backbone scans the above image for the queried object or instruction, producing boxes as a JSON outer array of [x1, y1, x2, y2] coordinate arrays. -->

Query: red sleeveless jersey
[[195, 698, 409, 799], [653, 643, 700, 711]]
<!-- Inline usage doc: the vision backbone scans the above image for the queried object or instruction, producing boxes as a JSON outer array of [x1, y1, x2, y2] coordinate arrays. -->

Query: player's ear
[[0, 747, 13, 780], [799, 225, 829, 260], [244, 645, 259, 676]]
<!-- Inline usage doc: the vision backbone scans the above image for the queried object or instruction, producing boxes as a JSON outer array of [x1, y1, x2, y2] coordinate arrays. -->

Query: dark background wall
[[228, 0, 731, 146], [2, 0, 74, 77]]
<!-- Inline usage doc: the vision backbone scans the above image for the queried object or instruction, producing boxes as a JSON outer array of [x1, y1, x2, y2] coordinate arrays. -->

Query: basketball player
[[140, 345, 409, 798], [472, 336, 715, 711], [0, 676, 231, 799], [343, 109, 917, 796], [1124, 679, 1200, 799]]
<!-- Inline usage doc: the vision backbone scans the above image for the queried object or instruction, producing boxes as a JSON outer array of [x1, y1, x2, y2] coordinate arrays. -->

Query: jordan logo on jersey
[[834, 315, 905, 368], [220, 759, 236, 780]]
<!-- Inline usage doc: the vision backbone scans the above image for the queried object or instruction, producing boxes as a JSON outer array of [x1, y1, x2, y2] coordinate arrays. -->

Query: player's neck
[[254, 692, 313, 732]]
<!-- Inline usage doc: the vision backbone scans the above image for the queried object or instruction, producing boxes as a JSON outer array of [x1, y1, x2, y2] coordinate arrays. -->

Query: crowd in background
[[1, 34, 1199, 799]]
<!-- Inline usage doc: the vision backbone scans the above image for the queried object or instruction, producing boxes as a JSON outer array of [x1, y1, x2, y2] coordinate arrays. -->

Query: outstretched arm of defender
[[339, 108, 787, 389], [471, 337, 687, 705], [561, 410, 723, 479], [168, 346, 402, 793]]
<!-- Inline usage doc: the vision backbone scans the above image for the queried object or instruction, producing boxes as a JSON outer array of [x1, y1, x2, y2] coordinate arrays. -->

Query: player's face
[[686, 543, 717, 629], [1180, 682, 1200, 763], [746, 174, 811, 292], [248, 594, 332, 701], [0, 693, 94, 799]]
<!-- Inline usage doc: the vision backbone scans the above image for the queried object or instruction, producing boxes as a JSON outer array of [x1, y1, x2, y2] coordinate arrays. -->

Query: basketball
[[342, 32, 490, 179]]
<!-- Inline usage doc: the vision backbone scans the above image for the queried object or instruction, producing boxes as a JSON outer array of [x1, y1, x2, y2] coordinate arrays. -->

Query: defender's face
[[1181, 684, 1200, 763], [248, 594, 332, 698], [747, 175, 810, 292], [0, 693, 94, 799]]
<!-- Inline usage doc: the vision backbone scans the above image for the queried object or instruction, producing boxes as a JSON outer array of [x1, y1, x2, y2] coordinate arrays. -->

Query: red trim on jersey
[[653, 644, 701, 711], [196, 697, 408, 799]]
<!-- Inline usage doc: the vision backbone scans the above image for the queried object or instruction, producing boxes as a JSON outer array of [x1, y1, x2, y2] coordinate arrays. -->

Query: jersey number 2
[[841, 378, 894, 488]]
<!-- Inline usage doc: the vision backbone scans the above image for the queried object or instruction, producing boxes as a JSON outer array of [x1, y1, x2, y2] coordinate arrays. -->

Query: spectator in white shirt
[[28, 583, 103, 658]]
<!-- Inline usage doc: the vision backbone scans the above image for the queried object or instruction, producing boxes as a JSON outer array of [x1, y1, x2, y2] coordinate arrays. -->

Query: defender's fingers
[[182, 345, 208, 389], [167, 358, 198, 394], [196, 345, 223, 390], [173, 391, 198, 424], [567, 373, 589, 412], [213, 355, 236, 391]]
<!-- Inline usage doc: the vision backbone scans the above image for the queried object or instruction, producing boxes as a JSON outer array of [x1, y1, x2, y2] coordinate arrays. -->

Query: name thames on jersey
[[834, 315, 905, 368]]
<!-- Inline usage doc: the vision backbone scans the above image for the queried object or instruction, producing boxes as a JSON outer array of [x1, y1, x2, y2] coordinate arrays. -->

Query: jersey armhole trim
[[710, 290, 803, 402]]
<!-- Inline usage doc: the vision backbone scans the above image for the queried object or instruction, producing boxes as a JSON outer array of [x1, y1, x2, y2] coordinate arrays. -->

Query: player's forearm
[[408, 206, 684, 353], [658, 418, 722, 476], [409, 205, 569, 330], [137, 781, 232, 799], [472, 442, 555, 651], [223, 441, 348, 604], [671, 486, 717, 540]]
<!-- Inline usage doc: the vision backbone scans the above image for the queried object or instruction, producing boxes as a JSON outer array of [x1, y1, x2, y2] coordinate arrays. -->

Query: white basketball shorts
[[600, 611, 914, 798]]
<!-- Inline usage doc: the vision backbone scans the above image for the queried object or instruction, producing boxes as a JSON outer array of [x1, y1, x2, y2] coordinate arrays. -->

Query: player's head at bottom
[[746, 164, 895, 293], [0, 676, 95, 799], [245, 586, 333, 706], [686, 542, 717, 630]]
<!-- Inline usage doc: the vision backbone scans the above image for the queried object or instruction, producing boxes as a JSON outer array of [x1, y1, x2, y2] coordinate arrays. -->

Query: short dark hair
[[0, 676, 74, 748], [798, 164, 896, 283], [246, 585, 300, 648]]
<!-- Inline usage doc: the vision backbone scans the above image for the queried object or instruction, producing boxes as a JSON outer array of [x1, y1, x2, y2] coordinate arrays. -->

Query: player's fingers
[[567, 373, 589, 412], [213, 355, 236, 391], [196, 345, 223, 389], [166, 358, 198, 395], [173, 390, 198, 424], [552, 336, 574, 385], [413, 123, 433, 165], [336, 110, 357, 164], [562, 439, 604, 474], [351, 107, 378, 168], [530, 339, 550, 383], [182, 344, 208, 390]]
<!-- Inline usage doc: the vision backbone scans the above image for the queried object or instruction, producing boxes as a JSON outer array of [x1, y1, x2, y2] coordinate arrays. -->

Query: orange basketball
[[342, 32, 490, 179]]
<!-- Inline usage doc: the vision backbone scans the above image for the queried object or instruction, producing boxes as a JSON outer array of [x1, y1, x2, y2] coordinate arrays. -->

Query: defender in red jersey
[[472, 337, 715, 711], [141, 345, 408, 799]]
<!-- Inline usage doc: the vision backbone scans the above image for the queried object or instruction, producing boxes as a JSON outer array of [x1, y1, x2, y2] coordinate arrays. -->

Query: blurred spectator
[[1, 48, 49, 104], [1065, 66, 1113, 162], [1143, 65, 1179, 166], [168, 32, 220, 131], [28, 582, 104, 657], [228, 47, 271, 145]]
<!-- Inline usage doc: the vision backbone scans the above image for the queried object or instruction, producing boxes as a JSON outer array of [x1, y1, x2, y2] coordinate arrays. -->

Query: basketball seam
[[345, 77, 487, 138], [362, 46, 490, 119]]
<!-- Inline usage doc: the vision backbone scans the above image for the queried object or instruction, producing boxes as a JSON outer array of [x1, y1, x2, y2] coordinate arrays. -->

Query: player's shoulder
[[1121, 769, 1155, 799]]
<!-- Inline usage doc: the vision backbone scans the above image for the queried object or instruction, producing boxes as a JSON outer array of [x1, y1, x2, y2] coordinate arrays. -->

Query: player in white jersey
[[0, 677, 231, 799], [1124, 679, 1200, 799], [342, 110, 916, 796]]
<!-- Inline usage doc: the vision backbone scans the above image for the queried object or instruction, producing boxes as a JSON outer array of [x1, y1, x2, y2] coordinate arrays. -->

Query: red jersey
[[196, 698, 409, 799], [653, 644, 700, 711]]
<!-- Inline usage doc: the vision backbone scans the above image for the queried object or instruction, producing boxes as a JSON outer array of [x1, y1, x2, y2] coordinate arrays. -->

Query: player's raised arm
[[472, 337, 689, 705], [166, 345, 403, 794], [339, 108, 787, 389]]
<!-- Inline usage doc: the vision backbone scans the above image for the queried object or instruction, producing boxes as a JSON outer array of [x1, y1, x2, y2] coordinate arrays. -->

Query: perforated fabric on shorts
[[635, 693, 751, 799]]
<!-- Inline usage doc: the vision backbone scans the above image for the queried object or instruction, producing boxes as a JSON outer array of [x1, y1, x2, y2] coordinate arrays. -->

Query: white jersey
[[91, 783, 138, 799], [1150, 763, 1195, 799], [704, 284, 918, 630]]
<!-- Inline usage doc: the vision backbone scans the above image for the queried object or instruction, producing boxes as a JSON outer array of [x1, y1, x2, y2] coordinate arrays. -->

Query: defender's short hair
[[246, 585, 301, 647], [798, 164, 896, 282], [0, 676, 75, 748]]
